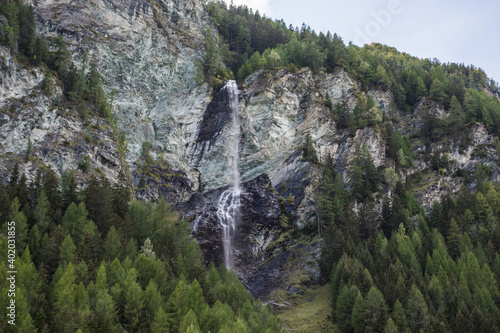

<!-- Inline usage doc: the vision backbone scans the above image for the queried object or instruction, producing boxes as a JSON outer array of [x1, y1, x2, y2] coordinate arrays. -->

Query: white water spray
[[216, 80, 241, 270]]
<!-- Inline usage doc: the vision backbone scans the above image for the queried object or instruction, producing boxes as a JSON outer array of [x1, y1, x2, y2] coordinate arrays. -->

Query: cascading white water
[[216, 80, 241, 270]]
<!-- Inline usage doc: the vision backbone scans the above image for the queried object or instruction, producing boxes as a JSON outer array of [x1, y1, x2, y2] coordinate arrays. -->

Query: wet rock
[[178, 174, 282, 283]]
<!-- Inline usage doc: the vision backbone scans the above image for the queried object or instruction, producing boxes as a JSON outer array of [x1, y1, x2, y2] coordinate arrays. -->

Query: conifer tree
[[391, 299, 408, 332], [90, 265, 119, 332], [16, 173, 30, 212], [17, 3, 35, 59], [34, 190, 51, 235], [61, 171, 78, 212], [143, 280, 163, 330], [335, 285, 359, 331], [62, 202, 96, 245], [0, 182, 10, 225], [123, 268, 144, 332], [187, 279, 207, 317], [406, 284, 430, 332], [384, 317, 398, 333], [59, 235, 76, 267], [166, 280, 190, 332], [103, 226, 122, 262], [447, 218, 462, 259], [84, 174, 114, 234], [8, 197, 28, 251], [15, 288, 37, 333], [351, 292, 365, 333], [53, 263, 77, 332], [7, 163, 19, 199], [179, 310, 201, 333], [42, 169, 62, 221], [151, 307, 169, 333], [364, 286, 389, 333], [112, 170, 130, 220]]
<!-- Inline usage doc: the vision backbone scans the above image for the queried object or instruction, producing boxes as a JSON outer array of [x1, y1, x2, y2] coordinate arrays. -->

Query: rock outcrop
[[0, 45, 122, 184], [178, 174, 282, 284]]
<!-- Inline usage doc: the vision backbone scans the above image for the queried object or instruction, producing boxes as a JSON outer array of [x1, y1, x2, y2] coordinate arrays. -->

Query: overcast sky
[[228, 0, 500, 83]]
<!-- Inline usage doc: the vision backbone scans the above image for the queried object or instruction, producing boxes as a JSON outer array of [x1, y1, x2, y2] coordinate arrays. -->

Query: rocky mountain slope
[[2, 0, 500, 307]]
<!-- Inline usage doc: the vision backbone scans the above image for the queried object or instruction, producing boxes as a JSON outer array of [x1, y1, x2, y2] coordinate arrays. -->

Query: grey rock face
[[188, 83, 243, 190], [0, 46, 121, 184], [35, 0, 211, 186]]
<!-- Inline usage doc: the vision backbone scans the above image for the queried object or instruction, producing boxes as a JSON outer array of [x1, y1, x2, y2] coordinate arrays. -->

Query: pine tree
[[84, 174, 114, 234], [16, 173, 30, 213], [123, 268, 144, 332], [112, 170, 130, 220], [103, 226, 122, 262], [34, 35, 48, 64], [187, 279, 207, 317], [34, 190, 51, 235], [151, 307, 169, 333], [428, 275, 444, 314], [15, 288, 37, 333], [364, 286, 389, 333], [381, 199, 394, 237], [75, 282, 90, 329], [391, 299, 408, 332], [17, 248, 43, 319], [455, 302, 473, 333], [8, 197, 28, 252], [143, 280, 163, 330], [351, 292, 365, 333], [53, 263, 77, 332], [406, 284, 430, 332], [335, 285, 359, 331], [59, 235, 76, 267], [7, 163, 19, 199], [0, 182, 10, 225], [166, 280, 190, 332], [430, 78, 448, 105], [18, 3, 35, 59], [90, 265, 119, 332], [179, 310, 201, 333], [123, 237, 137, 260], [384, 317, 398, 333], [448, 95, 465, 129], [42, 169, 62, 221], [62, 202, 96, 246], [302, 133, 318, 164], [61, 171, 78, 212], [447, 218, 462, 259], [28, 225, 41, 263], [349, 144, 379, 201]]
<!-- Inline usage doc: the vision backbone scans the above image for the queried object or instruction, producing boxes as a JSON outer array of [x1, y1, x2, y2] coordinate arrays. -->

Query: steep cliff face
[[35, 0, 211, 188], [0, 45, 122, 184]]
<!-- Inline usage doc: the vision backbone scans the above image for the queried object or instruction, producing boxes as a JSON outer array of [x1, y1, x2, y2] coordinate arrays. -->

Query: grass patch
[[277, 284, 336, 333]]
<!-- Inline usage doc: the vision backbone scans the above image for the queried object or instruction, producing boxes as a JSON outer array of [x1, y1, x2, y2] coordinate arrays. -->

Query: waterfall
[[216, 80, 241, 270]]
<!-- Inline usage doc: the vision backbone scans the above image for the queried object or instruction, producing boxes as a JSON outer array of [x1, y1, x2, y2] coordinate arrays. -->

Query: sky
[[228, 0, 500, 83]]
